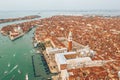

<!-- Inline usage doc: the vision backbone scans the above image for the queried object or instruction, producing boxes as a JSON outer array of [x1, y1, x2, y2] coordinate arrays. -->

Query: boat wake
[[9, 65, 18, 73], [10, 75, 15, 80], [18, 69, 22, 74], [4, 71, 8, 74], [2, 65, 18, 80]]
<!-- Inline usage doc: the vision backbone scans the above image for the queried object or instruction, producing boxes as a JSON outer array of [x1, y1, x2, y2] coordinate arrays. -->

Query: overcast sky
[[0, 0, 119, 11]]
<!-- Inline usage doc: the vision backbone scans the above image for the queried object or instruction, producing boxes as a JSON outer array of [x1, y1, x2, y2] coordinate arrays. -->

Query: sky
[[0, 0, 119, 11]]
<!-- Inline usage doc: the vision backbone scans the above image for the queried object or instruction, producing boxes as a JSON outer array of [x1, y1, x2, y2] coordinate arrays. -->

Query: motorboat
[[8, 63, 10, 67], [18, 69, 21, 74], [25, 74, 28, 80]]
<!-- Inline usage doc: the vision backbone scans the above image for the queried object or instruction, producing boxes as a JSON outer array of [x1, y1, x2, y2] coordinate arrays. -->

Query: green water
[[0, 27, 33, 80], [0, 24, 51, 80]]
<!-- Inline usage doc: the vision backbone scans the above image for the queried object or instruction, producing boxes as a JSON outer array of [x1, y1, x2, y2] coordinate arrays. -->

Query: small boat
[[48, 78, 51, 80], [10, 75, 15, 80], [8, 63, 10, 67], [33, 43, 37, 48], [4, 71, 8, 74], [25, 74, 28, 80], [13, 54, 16, 57], [36, 50, 40, 53], [18, 69, 21, 74]]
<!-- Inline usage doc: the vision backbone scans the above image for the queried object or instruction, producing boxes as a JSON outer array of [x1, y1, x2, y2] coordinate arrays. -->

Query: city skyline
[[0, 0, 120, 11]]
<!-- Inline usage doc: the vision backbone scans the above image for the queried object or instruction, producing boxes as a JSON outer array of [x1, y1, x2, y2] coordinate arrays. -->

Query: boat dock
[[31, 53, 52, 79]]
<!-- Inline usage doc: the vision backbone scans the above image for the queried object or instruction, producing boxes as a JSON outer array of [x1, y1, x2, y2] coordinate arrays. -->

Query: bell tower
[[68, 31, 72, 51]]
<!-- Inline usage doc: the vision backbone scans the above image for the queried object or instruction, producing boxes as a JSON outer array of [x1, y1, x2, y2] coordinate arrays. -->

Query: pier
[[31, 54, 41, 77], [31, 53, 51, 78]]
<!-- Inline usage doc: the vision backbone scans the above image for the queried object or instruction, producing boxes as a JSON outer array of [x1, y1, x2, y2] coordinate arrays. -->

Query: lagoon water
[[0, 10, 120, 80]]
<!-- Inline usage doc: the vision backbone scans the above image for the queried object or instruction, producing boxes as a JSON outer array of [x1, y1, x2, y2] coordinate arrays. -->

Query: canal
[[0, 20, 52, 80]]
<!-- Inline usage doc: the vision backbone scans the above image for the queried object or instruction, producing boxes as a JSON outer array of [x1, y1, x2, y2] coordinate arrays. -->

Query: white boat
[[33, 43, 37, 48], [8, 63, 10, 67], [36, 50, 40, 53], [13, 54, 16, 57], [25, 74, 28, 80], [18, 69, 21, 74], [48, 78, 51, 80], [4, 71, 8, 74]]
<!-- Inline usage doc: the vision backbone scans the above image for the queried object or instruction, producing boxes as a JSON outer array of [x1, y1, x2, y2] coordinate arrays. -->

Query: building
[[14, 26, 23, 33], [118, 71, 120, 79], [55, 52, 77, 71], [55, 52, 92, 80], [68, 31, 72, 51], [55, 51, 109, 80], [77, 45, 96, 57], [46, 47, 67, 56]]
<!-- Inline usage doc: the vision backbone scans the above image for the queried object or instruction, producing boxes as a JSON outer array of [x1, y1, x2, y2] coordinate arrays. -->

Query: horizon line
[[0, 9, 120, 12]]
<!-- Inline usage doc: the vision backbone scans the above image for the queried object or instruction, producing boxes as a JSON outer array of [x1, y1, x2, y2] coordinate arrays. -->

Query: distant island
[[0, 19, 38, 40], [0, 15, 40, 24]]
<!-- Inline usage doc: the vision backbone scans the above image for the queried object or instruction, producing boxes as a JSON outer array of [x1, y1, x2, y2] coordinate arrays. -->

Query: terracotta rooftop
[[34, 15, 120, 79]]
